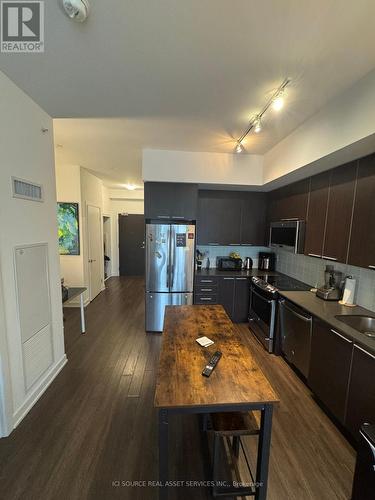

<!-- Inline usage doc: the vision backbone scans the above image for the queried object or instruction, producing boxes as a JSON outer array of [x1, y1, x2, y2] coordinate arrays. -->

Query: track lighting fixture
[[234, 78, 290, 153], [236, 142, 244, 154], [254, 117, 262, 134]]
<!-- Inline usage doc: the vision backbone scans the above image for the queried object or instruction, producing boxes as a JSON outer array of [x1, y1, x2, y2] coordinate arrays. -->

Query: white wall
[[264, 68, 375, 185], [55, 164, 84, 288], [142, 149, 264, 187], [0, 71, 66, 435]]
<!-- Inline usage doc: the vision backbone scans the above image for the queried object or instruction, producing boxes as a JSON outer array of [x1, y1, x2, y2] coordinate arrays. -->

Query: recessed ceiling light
[[125, 184, 137, 190], [62, 0, 90, 23]]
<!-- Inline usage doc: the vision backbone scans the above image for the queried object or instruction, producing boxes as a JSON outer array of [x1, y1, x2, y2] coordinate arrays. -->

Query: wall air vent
[[12, 177, 43, 202]]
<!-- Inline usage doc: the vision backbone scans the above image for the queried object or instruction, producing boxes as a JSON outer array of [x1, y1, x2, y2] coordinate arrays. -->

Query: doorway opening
[[119, 214, 145, 276], [103, 216, 111, 281]]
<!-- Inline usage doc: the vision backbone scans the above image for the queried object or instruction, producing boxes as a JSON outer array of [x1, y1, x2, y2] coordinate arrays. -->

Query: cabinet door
[[323, 163, 356, 263], [268, 179, 309, 221], [348, 154, 375, 269], [345, 345, 375, 441], [197, 191, 242, 245], [241, 193, 267, 245], [304, 172, 330, 258], [144, 182, 198, 220], [218, 277, 235, 319], [308, 318, 353, 423], [232, 277, 250, 323]]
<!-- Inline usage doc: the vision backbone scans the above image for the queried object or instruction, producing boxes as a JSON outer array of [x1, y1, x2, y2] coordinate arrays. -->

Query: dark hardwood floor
[[0, 277, 355, 500]]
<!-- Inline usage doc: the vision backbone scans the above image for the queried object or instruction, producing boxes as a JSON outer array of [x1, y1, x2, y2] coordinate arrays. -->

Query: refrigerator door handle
[[166, 264, 170, 289], [170, 226, 176, 290]]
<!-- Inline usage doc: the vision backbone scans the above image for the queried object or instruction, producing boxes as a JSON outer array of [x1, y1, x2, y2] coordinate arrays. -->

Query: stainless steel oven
[[249, 277, 277, 352]]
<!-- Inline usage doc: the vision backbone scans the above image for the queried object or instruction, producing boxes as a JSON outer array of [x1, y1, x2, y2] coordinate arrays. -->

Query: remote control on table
[[202, 351, 222, 377]]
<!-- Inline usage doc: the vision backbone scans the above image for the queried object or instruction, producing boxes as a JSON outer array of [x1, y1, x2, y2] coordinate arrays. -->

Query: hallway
[[0, 277, 355, 500]]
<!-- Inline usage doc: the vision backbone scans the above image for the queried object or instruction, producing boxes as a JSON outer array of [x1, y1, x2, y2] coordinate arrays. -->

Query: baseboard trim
[[12, 354, 68, 431]]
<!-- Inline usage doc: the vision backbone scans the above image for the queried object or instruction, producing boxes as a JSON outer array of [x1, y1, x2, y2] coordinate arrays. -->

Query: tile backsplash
[[197, 245, 270, 270], [197, 245, 375, 311], [274, 249, 375, 312]]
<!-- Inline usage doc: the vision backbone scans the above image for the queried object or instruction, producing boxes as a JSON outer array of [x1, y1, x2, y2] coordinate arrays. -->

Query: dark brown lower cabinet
[[345, 344, 375, 442], [218, 277, 235, 318], [232, 277, 250, 323], [194, 275, 250, 323], [308, 318, 353, 423]]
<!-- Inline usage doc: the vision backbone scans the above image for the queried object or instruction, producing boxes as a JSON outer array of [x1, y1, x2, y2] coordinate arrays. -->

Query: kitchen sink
[[335, 315, 375, 338]]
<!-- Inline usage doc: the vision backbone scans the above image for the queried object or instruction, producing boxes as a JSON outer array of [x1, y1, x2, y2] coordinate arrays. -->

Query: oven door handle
[[252, 287, 274, 304]]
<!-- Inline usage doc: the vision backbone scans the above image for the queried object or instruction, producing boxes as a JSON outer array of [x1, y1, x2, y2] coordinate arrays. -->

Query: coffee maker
[[258, 252, 276, 271], [316, 265, 344, 301]]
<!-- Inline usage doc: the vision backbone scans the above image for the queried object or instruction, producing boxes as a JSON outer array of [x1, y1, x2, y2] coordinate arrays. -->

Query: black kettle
[[244, 257, 253, 270]]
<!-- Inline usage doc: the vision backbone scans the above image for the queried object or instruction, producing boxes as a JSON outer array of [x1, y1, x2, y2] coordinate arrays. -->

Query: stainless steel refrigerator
[[145, 223, 195, 332]]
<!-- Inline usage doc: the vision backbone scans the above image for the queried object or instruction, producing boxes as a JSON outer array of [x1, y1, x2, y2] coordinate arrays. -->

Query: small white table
[[62, 287, 87, 333]]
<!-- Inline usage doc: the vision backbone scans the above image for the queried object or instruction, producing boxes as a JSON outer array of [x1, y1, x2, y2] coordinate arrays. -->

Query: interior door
[[87, 205, 103, 301], [170, 224, 195, 293], [119, 214, 145, 276], [146, 224, 170, 292]]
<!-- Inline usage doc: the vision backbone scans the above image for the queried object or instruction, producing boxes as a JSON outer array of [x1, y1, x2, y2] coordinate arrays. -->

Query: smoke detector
[[62, 0, 90, 22]]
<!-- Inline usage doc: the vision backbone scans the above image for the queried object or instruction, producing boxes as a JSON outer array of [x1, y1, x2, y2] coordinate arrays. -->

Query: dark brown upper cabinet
[[197, 191, 242, 245], [144, 182, 198, 220], [268, 179, 309, 222], [197, 191, 267, 246], [322, 162, 357, 263], [304, 172, 330, 258], [240, 192, 267, 246], [348, 154, 375, 269]]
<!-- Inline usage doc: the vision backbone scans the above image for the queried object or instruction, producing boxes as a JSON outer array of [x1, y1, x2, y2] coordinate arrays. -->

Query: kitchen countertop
[[279, 290, 375, 355], [196, 268, 280, 278]]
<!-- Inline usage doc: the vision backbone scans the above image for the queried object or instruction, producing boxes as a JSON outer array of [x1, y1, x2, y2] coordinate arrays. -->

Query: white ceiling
[[2, 0, 375, 187]]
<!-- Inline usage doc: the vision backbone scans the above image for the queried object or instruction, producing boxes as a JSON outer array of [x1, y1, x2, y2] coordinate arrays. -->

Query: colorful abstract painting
[[57, 202, 80, 255]]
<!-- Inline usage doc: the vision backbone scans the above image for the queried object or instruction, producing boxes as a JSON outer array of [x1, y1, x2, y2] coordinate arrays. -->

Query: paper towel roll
[[341, 277, 356, 306]]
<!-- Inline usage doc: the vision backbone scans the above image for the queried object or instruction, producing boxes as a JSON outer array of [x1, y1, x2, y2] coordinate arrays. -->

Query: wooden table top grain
[[154, 305, 279, 409]]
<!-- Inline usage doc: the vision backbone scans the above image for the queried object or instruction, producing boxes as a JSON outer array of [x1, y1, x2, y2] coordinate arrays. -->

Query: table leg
[[80, 294, 86, 334], [255, 404, 273, 500], [159, 408, 169, 500]]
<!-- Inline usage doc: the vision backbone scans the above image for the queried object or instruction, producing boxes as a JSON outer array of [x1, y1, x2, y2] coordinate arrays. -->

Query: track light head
[[236, 142, 244, 153], [272, 92, 284, 111], [254, 117, 262, 134]]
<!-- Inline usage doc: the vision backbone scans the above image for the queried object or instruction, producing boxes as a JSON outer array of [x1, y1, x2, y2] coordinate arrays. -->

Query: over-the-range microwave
[[269, 220, 305, 254]]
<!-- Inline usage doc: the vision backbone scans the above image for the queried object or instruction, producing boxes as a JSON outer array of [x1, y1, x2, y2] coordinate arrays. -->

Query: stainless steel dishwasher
[[279, 299, 313, 378]]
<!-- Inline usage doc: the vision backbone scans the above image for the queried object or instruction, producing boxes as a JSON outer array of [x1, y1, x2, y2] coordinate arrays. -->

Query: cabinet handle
[[172, 216, 185, 219], [330, 329, 352, 343], [308, 253, 321, 258], [236, 277, 247, 280], [157, 215, 169, 219], [323, 256, 338, 261], [281, 218, 299, 221], [200, 297, 213, 301], [369, 265, 375, 270], [208, 243, 219, 246], [229, 243, 241, 246], [223, 277, 234, 280], [200, 288, 213, 292], [200, 280, 213, 283], [241, 243, 253, 246], [354, 344, 375, 359]]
